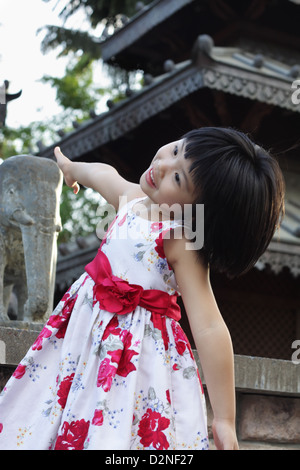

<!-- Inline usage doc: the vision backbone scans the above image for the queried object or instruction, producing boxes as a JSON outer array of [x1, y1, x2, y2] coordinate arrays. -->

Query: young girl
[[0, 127, 284, 450]]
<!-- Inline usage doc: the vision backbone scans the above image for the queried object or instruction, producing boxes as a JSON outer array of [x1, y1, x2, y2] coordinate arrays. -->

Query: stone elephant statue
[[0, 155, 63, 322]]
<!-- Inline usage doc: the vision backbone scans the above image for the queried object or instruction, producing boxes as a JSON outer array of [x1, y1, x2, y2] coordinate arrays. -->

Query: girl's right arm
[[54, 147, 143, 210], [164, 235, 239, 450]]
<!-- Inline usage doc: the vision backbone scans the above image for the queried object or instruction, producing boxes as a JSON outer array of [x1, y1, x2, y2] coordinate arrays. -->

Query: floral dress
[[0, 198, 208, 450]]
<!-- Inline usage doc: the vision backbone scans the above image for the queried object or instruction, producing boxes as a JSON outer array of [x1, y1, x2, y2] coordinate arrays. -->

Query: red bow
[[85, 250, 181, 321]]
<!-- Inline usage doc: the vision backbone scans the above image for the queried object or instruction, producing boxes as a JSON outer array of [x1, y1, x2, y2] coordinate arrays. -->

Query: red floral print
[[12, 364, 26, 380], [171, 321, 193, 358], [32, 327, 52, 351], [150, 222, 163, 232], [151, 312, 169, 351], [102, 319, 139, 380], [57, 373, 74, 409], [108, 330, 138, 377], [97, 358, 117, 391], [54, 419, 90, 450], [48, 294, 78, 339], [92, 409, 104, 426], [138, 408, 170, 450], [0, 423, 3, 433], [102, 316, 121, 341]]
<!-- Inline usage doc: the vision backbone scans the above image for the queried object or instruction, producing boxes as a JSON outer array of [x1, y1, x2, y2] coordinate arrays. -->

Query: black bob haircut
[[182, 127, 285, 279]]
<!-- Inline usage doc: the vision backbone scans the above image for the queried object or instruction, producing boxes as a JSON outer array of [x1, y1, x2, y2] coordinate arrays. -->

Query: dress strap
[[119, 196, 145, 213]]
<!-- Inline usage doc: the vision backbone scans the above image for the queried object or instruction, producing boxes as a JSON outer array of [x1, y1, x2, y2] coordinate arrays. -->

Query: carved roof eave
[[38, 40, 300, 161], [255, 241, 300, 278]]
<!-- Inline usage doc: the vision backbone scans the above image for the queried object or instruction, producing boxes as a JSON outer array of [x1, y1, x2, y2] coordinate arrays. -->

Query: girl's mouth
[[145, 167, 156, 188]]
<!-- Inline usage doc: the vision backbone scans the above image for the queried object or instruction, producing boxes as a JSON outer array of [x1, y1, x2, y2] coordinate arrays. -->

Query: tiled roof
[[38, 35, 300, 161]]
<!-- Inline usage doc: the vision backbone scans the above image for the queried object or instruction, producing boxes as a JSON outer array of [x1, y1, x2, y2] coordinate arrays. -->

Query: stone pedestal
[[0, 323, 42, 365]]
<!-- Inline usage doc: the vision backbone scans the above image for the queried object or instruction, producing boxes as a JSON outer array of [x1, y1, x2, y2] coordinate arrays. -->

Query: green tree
[[39, 0, 150, 107], [0, 121, 51, 160], [59, 185, 104, 243], [41, 53, 106, 117], [42, 0, 152, 32]]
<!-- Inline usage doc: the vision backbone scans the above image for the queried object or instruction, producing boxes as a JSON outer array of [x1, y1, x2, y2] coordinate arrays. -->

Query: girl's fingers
[[54, 147, 79, 193], [72, 182, 80, 194], [54, 146, 65, 165]]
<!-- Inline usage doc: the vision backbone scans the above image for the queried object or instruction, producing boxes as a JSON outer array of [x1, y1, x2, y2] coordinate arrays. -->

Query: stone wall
[[204, 391, 300, 450], [0, 324, 41, 364], [199, 355, 300, 450], [0, 326, 299, 450]]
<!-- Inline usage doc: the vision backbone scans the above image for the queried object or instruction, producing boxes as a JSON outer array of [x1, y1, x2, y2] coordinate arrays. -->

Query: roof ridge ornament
[[192, 35, 300, 82], [0, 80, 22, 128]]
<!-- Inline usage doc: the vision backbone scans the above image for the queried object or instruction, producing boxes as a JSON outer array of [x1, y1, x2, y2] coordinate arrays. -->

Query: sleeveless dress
[[0, 198, 208, 450]]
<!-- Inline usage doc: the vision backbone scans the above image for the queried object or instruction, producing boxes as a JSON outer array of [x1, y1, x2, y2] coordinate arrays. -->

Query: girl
[[0, 127, 284, 450]]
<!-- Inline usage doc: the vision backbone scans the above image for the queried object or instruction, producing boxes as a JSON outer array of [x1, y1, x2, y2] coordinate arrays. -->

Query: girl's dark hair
[[183, 127, 285, 279]]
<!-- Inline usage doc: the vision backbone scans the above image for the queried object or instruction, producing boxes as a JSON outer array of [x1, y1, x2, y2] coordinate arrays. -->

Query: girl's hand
[[212, 418, 239, 450], [54, 146, 80, 194]]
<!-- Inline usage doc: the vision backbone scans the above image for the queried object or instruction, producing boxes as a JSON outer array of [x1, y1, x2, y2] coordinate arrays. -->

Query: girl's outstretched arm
[[54, 147, 143, 209], [164, 235, 239, 450]]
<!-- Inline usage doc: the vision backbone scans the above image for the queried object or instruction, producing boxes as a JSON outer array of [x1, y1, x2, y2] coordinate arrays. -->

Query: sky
[[0, 0, 96, 128]]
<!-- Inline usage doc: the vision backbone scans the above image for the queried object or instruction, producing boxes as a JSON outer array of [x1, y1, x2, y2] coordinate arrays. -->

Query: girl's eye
[[173, 146, 178, 156], [175, 173, 180, 185]]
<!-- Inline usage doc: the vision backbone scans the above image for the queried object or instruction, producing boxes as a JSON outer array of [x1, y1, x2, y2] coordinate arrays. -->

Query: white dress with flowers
[[0, 198, 208, 450]]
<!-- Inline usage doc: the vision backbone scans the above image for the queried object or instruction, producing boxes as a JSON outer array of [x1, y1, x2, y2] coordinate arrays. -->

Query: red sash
[[85, 249, 181, 321]]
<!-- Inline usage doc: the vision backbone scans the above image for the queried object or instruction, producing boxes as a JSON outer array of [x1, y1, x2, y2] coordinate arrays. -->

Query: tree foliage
[[39, 24, 102, 62], [40, 0, 153, 58], [41, 53, 106, 112], [0, 122, 51, 160], [59, 185, 103, 243], [42, 0, 152, 28]]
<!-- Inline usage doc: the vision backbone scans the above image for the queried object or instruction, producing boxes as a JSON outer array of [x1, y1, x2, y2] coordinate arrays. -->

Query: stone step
[[0, 363, 16, 391], [0, 324, 43, 393], [0, 324, 41, 368]]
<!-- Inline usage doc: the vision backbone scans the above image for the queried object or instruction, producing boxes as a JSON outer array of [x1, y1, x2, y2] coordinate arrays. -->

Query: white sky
[[0, 0, 99, 128]]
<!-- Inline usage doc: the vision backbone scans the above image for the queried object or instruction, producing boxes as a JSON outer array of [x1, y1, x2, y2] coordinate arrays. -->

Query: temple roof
[[39, 34, 300, 167], [101, 0, 196, 72], [100, 0, 300, 75]]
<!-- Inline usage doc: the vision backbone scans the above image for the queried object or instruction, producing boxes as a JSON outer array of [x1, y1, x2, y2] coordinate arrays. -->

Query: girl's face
[[140, 139, 195, 207]]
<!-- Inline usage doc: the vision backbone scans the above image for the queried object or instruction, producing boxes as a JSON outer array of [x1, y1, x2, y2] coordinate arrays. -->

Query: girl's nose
[[158, 157, 171, 178]]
